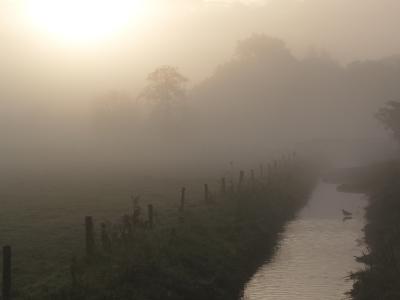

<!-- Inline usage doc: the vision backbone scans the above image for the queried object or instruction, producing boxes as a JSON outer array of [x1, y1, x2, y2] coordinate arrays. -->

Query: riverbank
[[332, 162, 400, 299], [348, 162, 400, 299], [17, 160, 317, 300]]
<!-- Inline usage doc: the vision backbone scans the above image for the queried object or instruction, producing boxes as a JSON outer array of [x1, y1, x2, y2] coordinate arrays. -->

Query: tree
[[235, 34, 293, 61], [376, 101, 400, 143], [140, 66, 188, 123]]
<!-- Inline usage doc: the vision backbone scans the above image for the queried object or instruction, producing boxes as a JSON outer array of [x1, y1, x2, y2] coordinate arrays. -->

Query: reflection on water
[[242, 182, 367, 300]]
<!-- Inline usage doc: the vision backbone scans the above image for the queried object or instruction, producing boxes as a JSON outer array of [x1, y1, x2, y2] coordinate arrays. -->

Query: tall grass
[[348, 162, 400, 300], [16, 159, 317, 300]]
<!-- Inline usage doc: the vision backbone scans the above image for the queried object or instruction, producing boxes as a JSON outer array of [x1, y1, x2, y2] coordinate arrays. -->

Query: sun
[[26, 0, 146, 45]]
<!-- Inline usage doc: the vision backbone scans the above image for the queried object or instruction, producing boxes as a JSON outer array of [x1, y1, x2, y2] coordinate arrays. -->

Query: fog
[[2, 3, 400, 300], [1, 0, 400, 174]]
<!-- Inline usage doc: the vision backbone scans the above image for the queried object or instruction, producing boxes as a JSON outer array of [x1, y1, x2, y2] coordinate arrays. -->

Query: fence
[[1, 153, 300, 298]]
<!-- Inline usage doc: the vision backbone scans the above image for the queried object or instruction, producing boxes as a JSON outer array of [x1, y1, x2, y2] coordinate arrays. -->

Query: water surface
[[242, 181, 366, 300]]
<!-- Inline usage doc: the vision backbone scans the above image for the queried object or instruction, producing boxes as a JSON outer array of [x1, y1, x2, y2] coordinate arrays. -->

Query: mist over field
[[1, 35, 400, 173], [1, 2, 400, 299], [1, 1, 400, 175]]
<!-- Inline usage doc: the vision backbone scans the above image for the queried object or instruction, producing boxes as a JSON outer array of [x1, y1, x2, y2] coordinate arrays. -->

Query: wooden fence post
[[132, 200, 141, 226], [239, 170, 245, 183], [100, 223, 111, 253], [2, 245, 11, 300], [122, 214, 132, 236], [180, 187, 186, 213], [238, 170, 245, 191], [179, 188, 186, 223], [229, 179, 235, 194], [85, 216, 95, 258], [251, 169, 255, 189], [70, 255, 78, 286], [147, 204, 154, 229], [221, 177, 226, 195], [204, 184, 209, 203]]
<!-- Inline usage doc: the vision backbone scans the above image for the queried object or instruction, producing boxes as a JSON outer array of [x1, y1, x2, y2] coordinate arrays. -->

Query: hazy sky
[[1, 0, 398, 168], [1, 0, 400, 95]]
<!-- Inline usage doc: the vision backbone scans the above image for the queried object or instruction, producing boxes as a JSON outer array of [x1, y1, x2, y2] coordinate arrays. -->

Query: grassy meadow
[[0, 158, 317, 300], [0, 167, 220, 290]]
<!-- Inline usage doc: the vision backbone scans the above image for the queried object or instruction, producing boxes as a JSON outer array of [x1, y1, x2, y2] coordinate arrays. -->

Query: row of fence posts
[[81, 161, 283, 259], [1, 154, 297, 297], [88, 156, 299, 256], [84, 203, 158, 259]]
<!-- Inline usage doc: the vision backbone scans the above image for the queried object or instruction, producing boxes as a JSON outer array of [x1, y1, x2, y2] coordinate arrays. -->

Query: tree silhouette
[[235, 34, 293, 61], [376, 101, 400, 143], [141, 66, 188, 124]]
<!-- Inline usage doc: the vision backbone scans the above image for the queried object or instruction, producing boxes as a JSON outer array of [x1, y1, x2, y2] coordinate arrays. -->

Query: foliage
[[235, 34, 292, 61], [141, 66, 188, 121], [376, 101, 400, 144]]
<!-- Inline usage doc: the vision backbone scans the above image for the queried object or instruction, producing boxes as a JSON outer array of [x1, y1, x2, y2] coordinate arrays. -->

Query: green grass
[[0, 170, 219, 290], [1, 161, 317, 300]]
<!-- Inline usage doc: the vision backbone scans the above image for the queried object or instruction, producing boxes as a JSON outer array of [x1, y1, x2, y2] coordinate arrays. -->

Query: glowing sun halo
[[26, 0, 146, 44]]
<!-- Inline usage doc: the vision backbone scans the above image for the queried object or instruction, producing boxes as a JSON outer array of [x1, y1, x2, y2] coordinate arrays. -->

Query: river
[[242, 181, 367, 300]]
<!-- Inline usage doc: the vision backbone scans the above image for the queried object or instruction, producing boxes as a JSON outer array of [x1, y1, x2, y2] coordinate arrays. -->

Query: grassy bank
[[344, 162, 400, 300], [12, 160, 317, 300]]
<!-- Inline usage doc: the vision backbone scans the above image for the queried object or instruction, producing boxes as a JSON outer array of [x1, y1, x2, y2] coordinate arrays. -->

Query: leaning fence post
[[204, 184, 209, 203], [238, 170, 245, 191], [147, 204, 154, 229], [85, 216, 95, 258], [2, 245, 11, 300]]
